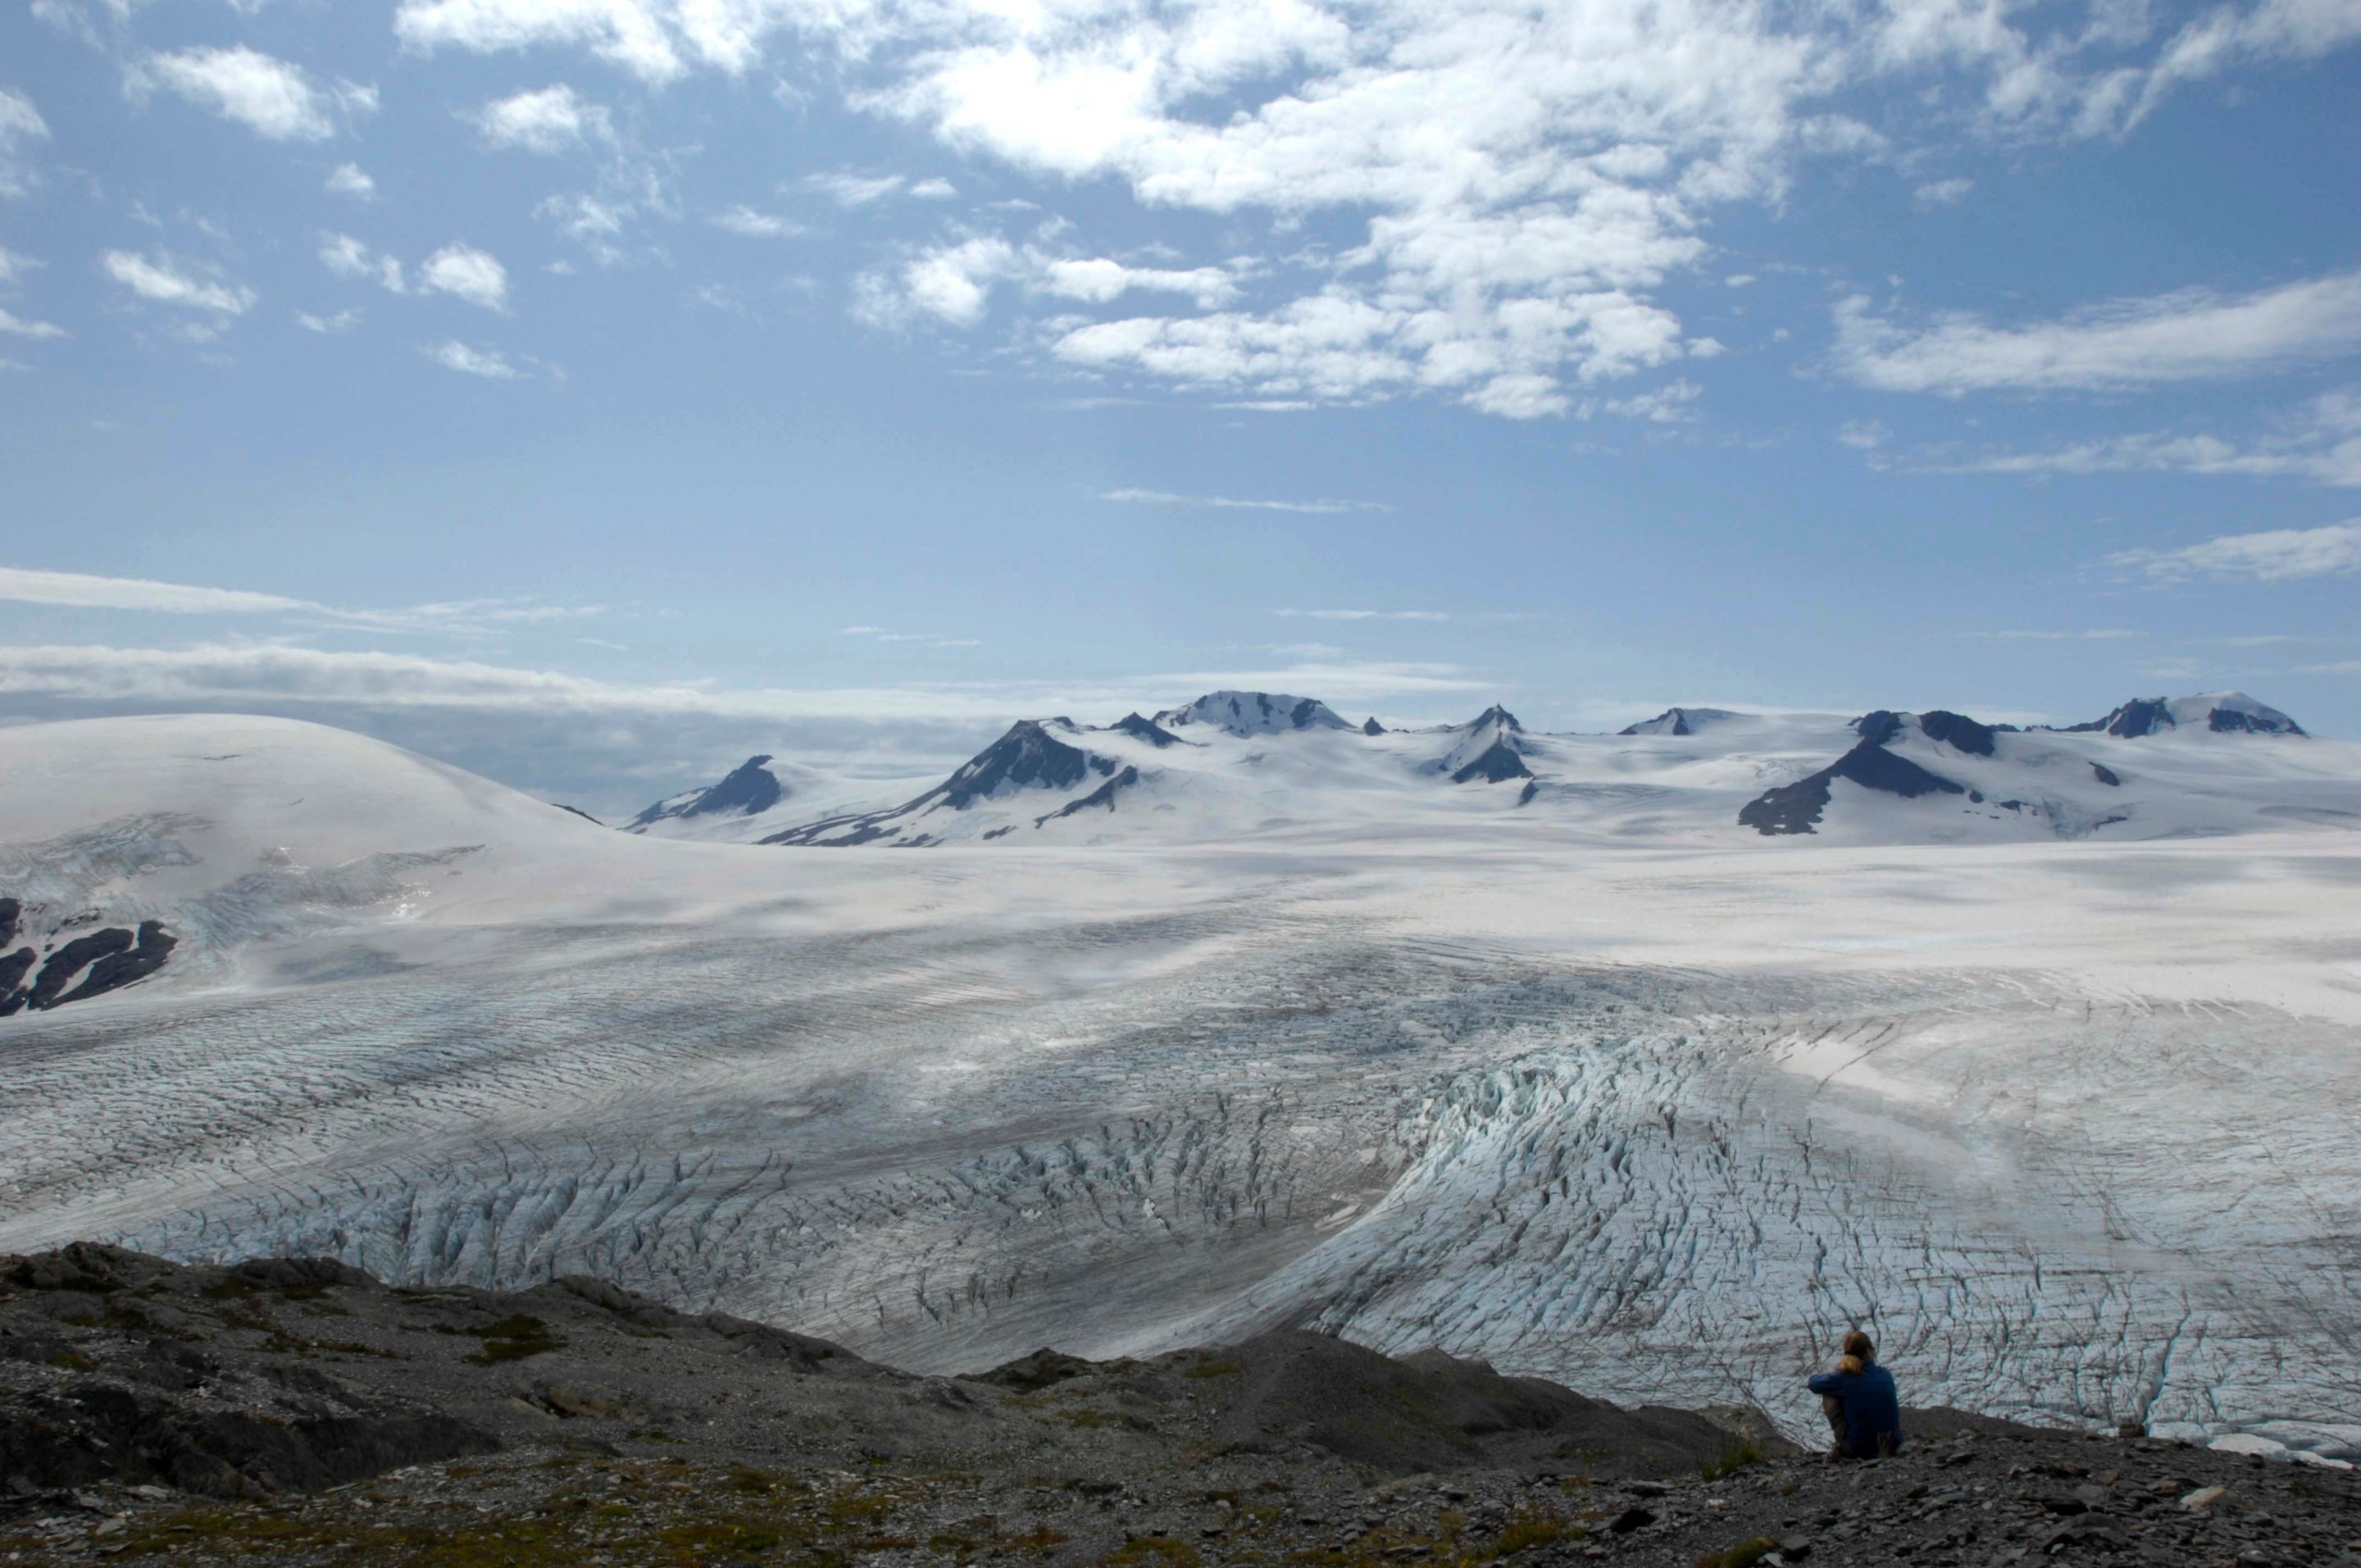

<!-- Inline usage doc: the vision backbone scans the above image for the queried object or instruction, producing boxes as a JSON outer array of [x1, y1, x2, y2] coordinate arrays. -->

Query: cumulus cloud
[[319, 232, 405, 293], [426, 339, 521, 378], [419, 243, 509, 310], [1101, 488, 1385, 514], [0, 87, 47, 198], [325, 162, 376, 199], [296, 308, 362, 334], [470, 83, 610, 152], [861, 235, 1246, 328], [128, 46, 371, 142], [2108, 520, 2361, 583], [100, 250, 256, 315], [1913, 177, 1974, 207], [368, 0, 2361, 418], [1832, 270, 2361, 395]]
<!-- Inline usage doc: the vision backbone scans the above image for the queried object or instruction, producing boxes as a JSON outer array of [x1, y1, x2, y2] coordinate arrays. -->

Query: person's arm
[[1806, 1371, 1845, 1395]]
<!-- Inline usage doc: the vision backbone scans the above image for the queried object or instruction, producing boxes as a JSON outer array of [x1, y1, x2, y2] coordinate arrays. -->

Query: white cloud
[[840, 625, 982, 648], [395, 0, 691, 83], [1927, 389, 2361, 487], [318, 232, 405, 293], [1832, 270, 2361, 395], [1836, 418, 1890, 449], [298, 0, 2361, 419], [908, 177, 958, 200], [1913, 177, 1974, 207], [0, 642, 1485, 720], [100, 250, 255, 315], [325, 162, 376, 199], [128, 46, 370, 143], [1963, 628, 2142, 641], [296, 308, 362, 334], [0, 566, 314, 615], [2108, 520, 2361, 583], [1040, 257, 1236, 310], [806, 172, 908, 206], [0, 306, 66, 339], [1576, 378, 1701, 422], [0, 87, 48, 198], [0, 245, 34, 288], [711, 204, 801, 238], [426, 339, 521, 378], [1274, 608, 1451, 621], [420, 243, 510, 311], [470, 83, 610, 152], [1101, 488, 1385, 514]]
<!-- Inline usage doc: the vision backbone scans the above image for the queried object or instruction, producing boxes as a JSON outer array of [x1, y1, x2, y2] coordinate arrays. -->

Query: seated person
[[1808, 1329, 1902, 1458]]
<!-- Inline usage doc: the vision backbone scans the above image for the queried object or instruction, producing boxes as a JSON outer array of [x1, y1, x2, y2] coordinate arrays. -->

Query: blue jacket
[[1808, 1361, 1903, 1457]]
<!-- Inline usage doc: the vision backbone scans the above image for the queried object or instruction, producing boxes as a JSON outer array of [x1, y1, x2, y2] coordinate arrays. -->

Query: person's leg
[[1822, 1394, 1849, 1459]]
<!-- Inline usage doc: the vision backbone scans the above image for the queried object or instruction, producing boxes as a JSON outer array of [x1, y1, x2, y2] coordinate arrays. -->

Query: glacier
[[1, 710, 2359, 1464]]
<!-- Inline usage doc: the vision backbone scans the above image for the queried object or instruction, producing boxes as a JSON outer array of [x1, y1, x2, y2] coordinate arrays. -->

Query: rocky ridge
[[6, 1246, 2356, 1567]]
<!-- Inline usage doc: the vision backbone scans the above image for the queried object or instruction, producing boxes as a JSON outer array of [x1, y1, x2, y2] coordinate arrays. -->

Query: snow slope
[[4, 709, 2361, 1466]]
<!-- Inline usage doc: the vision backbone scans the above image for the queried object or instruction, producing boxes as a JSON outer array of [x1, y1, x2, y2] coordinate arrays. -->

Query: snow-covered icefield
[[3, 713, 2360, 1460]]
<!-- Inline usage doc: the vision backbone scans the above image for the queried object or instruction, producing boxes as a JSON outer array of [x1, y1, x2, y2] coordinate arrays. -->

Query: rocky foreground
[[2, 1247, 2354, 1567]]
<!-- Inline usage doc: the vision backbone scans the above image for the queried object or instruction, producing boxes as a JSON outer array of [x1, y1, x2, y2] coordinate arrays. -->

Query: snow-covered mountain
[[746, 688, 2346, 850], [1735, 693, 2329, 841], [2060, 691, 2306, 738], [1617, 707, 1739, 737], [623, 753, 930, 844]]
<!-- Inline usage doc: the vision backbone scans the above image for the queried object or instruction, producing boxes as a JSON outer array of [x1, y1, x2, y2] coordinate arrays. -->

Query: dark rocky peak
[[1451, 741, 1534, 785], [1617, 707, 1741, 737], [935, 720, 1108, 810], [1109, 712, 1185, 748], [1917, 710, 1999, 757], [1362, 716, 1385, 736], [1851, 710, 1906, 748], [1740, 732, 1967, 836], [1153, 691, 1351, 736], [629, 755, 785, 828], [2067, 698, 2177, 738], [2058, 693, 2301, 738], [1465, 704, 1523, 733]]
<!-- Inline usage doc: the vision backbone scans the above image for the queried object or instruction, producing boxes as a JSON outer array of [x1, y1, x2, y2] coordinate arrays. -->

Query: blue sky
[[1, 0, 2357, 811]]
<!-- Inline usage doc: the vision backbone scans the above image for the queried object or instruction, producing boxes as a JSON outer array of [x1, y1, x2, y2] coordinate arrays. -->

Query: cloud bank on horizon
[[0, 0, 2358, 805]]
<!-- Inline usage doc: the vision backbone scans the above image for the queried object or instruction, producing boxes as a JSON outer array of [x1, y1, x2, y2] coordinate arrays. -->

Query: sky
[[1, 0, 2358, 814]]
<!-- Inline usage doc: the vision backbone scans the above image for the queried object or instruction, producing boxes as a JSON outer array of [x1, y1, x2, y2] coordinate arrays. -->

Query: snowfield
[[2, 709, 2359, 1462]]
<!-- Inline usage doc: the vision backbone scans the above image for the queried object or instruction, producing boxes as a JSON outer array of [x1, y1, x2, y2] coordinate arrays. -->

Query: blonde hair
[[1837, 1355, 1866, 1377]]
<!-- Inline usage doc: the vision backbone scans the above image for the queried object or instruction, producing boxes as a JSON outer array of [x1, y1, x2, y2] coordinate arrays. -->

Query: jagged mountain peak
[[1109, 712, 1186, 748], [1362, 716, 1385, 736], [627, 753, 786, 830], [1618, 707, 1737, 737], [1464, 704, 1523, 733], [1154, 691, 1352, 736]]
